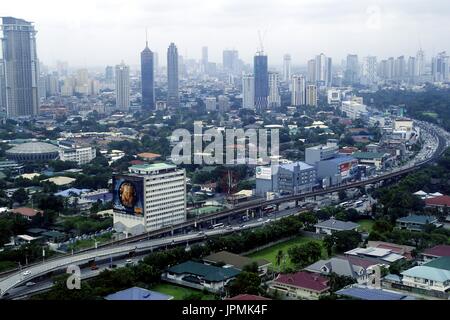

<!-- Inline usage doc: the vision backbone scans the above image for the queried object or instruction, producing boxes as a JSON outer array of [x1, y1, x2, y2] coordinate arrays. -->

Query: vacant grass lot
[[247, 236, 326, 271], [151, 283, 216, 300]]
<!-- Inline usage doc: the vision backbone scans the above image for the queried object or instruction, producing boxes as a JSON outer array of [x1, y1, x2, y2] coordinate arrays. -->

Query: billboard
[[112, 175, 145, 216], [256, 166, 272, 180], [339, 160, 358, 178]]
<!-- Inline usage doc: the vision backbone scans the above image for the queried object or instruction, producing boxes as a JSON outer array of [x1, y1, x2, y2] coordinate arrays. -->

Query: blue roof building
[[396, 214, 439, 232], [104, 287, 173, 300], [337, 286, 415, 300]]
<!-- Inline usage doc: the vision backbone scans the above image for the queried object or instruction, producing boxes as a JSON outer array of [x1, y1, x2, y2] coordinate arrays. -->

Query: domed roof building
[[6, 142, 60, 162]]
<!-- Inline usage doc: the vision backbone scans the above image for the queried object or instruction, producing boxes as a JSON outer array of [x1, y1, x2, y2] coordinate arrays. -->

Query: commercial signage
[[256, 166, 272, 180], [112, 175, 145, 216]]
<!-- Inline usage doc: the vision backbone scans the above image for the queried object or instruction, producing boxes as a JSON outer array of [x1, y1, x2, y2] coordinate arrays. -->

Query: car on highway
[[125, 259, 133, 264], [25, 282, 36, 287], [197, 231, 205, 236], [22, 270, 31, 277]]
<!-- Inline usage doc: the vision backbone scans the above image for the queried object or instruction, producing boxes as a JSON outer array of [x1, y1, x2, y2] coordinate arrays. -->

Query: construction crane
[[257, 29, 267, 55]]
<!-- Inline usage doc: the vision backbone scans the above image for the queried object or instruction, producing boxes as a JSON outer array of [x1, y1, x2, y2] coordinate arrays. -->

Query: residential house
[[268, 271, 330, 300], [336, 285, 415, 300], [10, 207, 43, 221], [163, 261, 240, 293], [396, 214, 439, 232], [314, 218, 359, 235], [367, 241, 415, 260], [203, 251, 271, 276], [226, 294, 271, 301], [104, 287, 173, 300], [345, 247, 405, 265], [424, 195, 450, 213], [420, 245, 450, 265], [304, 256, 378, 284], [400, 257, 450, 294]]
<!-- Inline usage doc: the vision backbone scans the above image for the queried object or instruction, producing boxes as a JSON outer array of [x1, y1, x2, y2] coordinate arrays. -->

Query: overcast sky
[[2, 0, 450, 68]]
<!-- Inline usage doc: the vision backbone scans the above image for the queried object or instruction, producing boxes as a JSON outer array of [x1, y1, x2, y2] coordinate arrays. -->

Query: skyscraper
[[268, 72, 281, 108], [0, 17, 39, 118], [361, 56, 377, 86], [307, 59, 316, 83], [242, 74, 255, 110], [407, 56, 417, 83], [394, 56, 406, 81], [416, 48, 425, 77], [283, 54, 291, 82], [327, 57, 333, 87], [254, 53, 268, 111], [291, 75, 306, 106], [115, 62, 130, 111], [167, 43, 179, 108], [223, 49, 239, 73], [315, 53, 328, 86], [141, 38, 154, 111], [306, 85, 318, 107], [432, 51, 449, 82], [105, 66, 114, 83], [345, 54, 359, 85], [202, 46, 208, 68]]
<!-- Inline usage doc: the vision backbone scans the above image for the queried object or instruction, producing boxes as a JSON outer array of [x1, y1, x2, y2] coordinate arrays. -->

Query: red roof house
[[424, 195, 450, 211], [269, 271, 330, 300], [226, 294, 271, 301]]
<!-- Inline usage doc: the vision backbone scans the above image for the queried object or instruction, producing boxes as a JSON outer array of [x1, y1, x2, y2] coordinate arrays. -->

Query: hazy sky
[[2, 0, 450, 68]]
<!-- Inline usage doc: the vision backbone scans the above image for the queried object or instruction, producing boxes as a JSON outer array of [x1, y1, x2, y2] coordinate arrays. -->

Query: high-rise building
[[0, 17, 39, 118], [361, 56, 377, 86], [268, 72, 281, 108], [112, 163, 187, 235], [115, 62, 130, 111], [291, 75, 306, 106], [45, 72, 59, 96], [75, 68, 89, 95], [202, 46, 208, 67], [306, 85, 317, 107], [254, 53, 268, 111], [223, 49, 239, 73], [327, 57, 333, 86], [345, 54, 359, 85], [315, 53, 328, 86], [217, 95, 230, 113], [307, 59, 316, 83], [416, 48, 425, 77], [105, 66, 114, 83], [141, 39, 155, 111], [56, 60, 68, 77], [432, 51, 449, 82], [242, 74, 255, 110], [167, 43, 179, 108], [407, 56, 417, 82], [394, 56, 406, 81], [283, 54, 291, 82]]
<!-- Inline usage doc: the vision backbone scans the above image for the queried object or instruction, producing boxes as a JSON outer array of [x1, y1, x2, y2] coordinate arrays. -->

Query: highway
[[0, 120, 448, 297]]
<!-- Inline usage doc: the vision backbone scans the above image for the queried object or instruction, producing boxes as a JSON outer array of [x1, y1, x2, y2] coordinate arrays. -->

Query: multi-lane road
[[0, 120, 448, 298]]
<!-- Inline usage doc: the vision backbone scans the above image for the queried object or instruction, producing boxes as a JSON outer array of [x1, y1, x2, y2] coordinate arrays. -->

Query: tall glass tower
[[167, 43, 179, 108], [141, 38, 154, 111], [254, 53, 268, 111], [0, 17, 39, 118]]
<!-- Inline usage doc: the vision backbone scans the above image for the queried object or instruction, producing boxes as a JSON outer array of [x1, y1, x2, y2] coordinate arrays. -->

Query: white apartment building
[[59, 146, 96, 165], [242, 74, 255, 109], [204, 96, 217, 111], [340, 100, 368, 120], [306, 85, 318, 107], [291, 75, 306, 106], [113, 163, 186, 236]]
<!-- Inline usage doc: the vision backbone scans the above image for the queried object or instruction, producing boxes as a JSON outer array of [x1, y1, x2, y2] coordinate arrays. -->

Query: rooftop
[[167, 261, 240, 282], [401, 266, 450, 282], [314, 218, 359, 231], [425, 195, 450, 207], [422, 245, 450, 258], [6, 141, 60, 155], [226, 294, 271, 301], [396, 214, 438, 225], [104, 287, 173, 301], [424, 256, 450, 271], [337, 286, 415, 300], [203, 251, 270, 270], [279, 161, 314, 172], [129, 162, 176, 173], [352, 152, 387, 159], [273, 271, 329, 292]]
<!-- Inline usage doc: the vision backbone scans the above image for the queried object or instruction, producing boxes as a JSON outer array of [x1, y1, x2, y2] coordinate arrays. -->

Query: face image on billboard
[[113, 175, 144, 216], [340, 162, 351, 178]]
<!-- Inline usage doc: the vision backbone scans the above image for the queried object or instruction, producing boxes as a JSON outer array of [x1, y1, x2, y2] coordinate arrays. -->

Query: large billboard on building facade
[[255, 166, 272, 180], [112, 175, 145, 216]]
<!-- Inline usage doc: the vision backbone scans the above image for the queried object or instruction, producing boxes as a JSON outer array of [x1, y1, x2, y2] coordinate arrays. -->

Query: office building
[[223, 49, 239, 73], [306, 85, 317, 107], [407, 56, 417, 82], [242, 74, 255, 110], [268, 72, 281, 108], [277, 161, 316, 195], [361, 56, 377, 86], [254, 53, 268, 111], [345, 54, 359, 85], [283, 54, 291, 82], [141, 39, 155, 111], [113, 163, 186, 236], [432, 51, 449, 82], [316, 156, 358, 186], [58, 141, 96, 165], [315, 53, 328, 86], [394, 56, 406, 81], [217, 95, 230, 113], [105, 66, 114, 83], [340, 100, 368, 120], [167, 43, 179, 108], [416, 48, 425, 77], [307, 59, 316, 83], [305, 143, 339, 165], [115, 62, 130, 111], [291, 75, 306, 106], [0, 17, 39, 118]]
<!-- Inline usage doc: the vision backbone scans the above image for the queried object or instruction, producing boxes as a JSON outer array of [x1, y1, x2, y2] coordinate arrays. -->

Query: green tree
[[228, 271, 262, 297]]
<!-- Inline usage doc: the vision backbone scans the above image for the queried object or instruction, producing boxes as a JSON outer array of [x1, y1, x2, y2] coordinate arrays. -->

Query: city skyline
[[2, 0, 450, 67]]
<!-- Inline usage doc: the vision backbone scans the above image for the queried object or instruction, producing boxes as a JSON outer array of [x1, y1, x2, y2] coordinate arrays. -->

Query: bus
[[211, 223, 224, 229], [263, 204, 277, 214]]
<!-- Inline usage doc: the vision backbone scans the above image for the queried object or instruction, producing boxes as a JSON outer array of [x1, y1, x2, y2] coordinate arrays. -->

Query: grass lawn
[[358, 219, 375, 233], [247, 236, 326, 271], [151, 283, 216, 300]]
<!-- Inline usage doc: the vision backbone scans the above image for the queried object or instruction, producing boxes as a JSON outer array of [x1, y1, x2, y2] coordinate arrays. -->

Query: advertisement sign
[[112, 175, 145, 216], [255, 166, 272, 180], [339, 162, 352, 178]]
